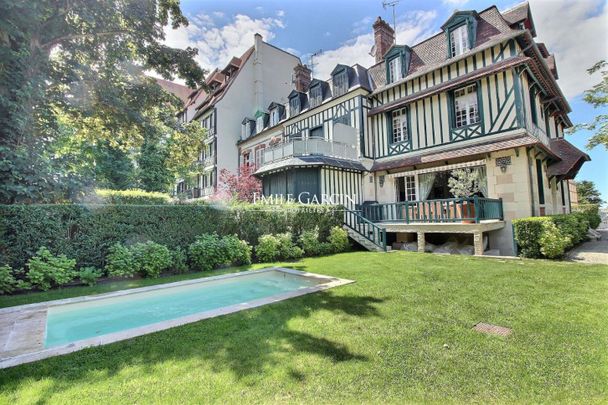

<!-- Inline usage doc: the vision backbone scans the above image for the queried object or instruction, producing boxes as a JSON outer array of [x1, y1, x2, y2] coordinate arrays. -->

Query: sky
[[165, 0, 608, 202]]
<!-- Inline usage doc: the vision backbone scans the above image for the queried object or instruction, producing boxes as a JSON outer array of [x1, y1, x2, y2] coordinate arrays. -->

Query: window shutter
[[386, 112, 393, 145]]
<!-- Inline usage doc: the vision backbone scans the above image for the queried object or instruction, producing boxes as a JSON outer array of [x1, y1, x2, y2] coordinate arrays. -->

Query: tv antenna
[[382, 0, 400, 37], [309, 49, 323, 77]]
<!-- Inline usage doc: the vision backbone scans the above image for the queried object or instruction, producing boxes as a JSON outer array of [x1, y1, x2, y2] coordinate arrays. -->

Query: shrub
[[299, 228, 321, 256], [188, 234, 226, 272], [94, 188, 172, 205], [256, 233, 303, 262], [223, 235, 252, 266], [255, 234, 282, 262], [539, 222, 571, 259], [327, 226, 350, 253], [513, 211, 591, 259], [0, 204, 342, 270], [79, 266, 103, 286], [0, 265, 30, 294], [131, 241, 173, 278], [105, 243, 136, 278], [575, 204, 601, 229], [171, 247, 189, 274], [26, 247, 76, 291]]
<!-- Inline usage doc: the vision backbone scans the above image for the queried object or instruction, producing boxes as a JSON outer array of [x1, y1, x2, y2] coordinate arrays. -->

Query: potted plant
[[448, 168, 480, 223]]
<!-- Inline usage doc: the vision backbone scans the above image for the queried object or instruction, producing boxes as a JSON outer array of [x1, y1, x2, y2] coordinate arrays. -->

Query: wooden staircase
[[343, 209, 387, 252]]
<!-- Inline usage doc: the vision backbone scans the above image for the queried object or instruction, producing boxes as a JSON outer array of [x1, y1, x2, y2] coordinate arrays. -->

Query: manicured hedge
[[94, 188, 172, 205], [0, 204, 342, 269], [513, 212, 590, 259]]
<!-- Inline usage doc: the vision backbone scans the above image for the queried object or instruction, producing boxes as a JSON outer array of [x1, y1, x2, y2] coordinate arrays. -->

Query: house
[[175, 33, 301, 199], [238, 2, 590, 256]]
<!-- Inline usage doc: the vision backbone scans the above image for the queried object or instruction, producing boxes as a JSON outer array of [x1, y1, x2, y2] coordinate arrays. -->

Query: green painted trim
[[512, 68, 525, 128]]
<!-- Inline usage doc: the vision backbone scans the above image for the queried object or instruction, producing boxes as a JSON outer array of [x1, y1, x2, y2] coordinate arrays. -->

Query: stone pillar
[[473, 231, 483, 256], [417, 232, 425, 253]]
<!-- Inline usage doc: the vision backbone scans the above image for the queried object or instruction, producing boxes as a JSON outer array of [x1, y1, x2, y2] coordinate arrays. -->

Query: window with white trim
[[243, 152, 251, 166], [450, 25, 469, 57], [391, 108, 408, 143], [388, 57, 402, 83], [405, 175, 416, 201], [270, 109, 280, 126], [255, 146, 265, 168], [454, 84, 479, 128], [256, 116, 265, 133], [289, 97, 300, 116]]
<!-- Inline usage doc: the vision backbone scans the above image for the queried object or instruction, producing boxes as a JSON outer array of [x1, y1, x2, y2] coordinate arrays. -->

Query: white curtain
[[418, 172, 437, 200], [476, 166, 488, 198]]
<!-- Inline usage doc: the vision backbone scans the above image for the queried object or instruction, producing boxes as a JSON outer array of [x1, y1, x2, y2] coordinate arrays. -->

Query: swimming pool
[[46, 270, 320, 347], [0, 268, 352, 368]]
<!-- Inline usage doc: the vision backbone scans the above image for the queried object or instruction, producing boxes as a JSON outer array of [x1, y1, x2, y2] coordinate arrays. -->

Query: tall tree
[[0, 0, 206, 203], [576, 180, 604, 205], [569, 60, 608, 150]]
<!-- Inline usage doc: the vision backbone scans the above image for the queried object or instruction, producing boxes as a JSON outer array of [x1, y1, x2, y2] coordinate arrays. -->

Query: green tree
[[569, 60, 608, 150], [576, 180, 604, 205], [0, 0, 206, 203], [137, 138, 172, 192]]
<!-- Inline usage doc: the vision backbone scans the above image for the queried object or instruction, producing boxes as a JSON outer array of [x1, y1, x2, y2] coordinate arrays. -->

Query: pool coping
[[0, 267, 353, 369]]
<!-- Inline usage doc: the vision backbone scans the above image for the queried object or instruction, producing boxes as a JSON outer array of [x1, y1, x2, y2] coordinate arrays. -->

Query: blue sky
[[169, 0, 608, 202]]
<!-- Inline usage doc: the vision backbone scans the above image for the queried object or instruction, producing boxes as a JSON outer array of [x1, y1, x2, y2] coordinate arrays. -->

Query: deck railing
[[343, 209, 387, 251], [362, 197, 503, 224], [263, 138, 357, 164]]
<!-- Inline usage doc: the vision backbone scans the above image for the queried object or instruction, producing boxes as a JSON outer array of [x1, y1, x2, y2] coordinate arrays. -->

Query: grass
[[0, 252, 606, 404]]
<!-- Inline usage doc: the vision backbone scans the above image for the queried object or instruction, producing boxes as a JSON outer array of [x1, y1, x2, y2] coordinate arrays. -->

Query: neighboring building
[[238, 2, 590, 256], [175, 33, 300, 199], [238, 62, 372, 208]]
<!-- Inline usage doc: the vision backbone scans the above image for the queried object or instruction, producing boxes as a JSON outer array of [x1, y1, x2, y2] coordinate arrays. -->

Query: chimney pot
[[373, 17, 395, 63]]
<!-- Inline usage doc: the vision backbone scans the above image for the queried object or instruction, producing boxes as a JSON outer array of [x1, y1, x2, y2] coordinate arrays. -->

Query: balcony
[[263, 138, 357, 165], [362, 197, 504, 224], [197, 156, 215, 168]]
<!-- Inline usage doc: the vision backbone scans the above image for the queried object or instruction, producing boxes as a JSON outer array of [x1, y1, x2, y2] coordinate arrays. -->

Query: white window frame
[[450, 24, 469, 57], [289, 97, 299, 116], [391, 108, 408, 144], [255, 146, 265, 167], [256, 116, 265, 133], [388, 57, 402, 83], [270, 109, 279, 126], [453, 84, 479, 128]]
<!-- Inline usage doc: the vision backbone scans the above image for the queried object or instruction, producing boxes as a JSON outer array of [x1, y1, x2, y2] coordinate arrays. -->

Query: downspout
[[526, 147, 536, 216]]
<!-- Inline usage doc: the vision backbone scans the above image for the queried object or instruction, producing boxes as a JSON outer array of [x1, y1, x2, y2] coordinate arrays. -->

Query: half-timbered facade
[[233, 2, 589, 256]]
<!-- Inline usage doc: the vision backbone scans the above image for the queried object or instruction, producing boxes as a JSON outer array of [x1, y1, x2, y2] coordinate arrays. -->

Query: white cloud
[[442, 0, 469, 7], [212, 11, 225, 19], [527, 0, 608, 99], [163, 14, 286, 72], [312, 10, 438, 80], [276, 10, 285, 17]]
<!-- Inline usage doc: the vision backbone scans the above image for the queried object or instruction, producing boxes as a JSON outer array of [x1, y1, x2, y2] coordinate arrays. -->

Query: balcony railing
[[197, 156, 215, 168], [362, 197, 503, 224], [263, 138, 357, 165]]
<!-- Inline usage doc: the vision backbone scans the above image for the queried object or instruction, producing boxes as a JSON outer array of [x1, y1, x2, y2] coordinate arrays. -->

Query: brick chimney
[[293, 63, 312, 92], [373, 17, 395, 63]]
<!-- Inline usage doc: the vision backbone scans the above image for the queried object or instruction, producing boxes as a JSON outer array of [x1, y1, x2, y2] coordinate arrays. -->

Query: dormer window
[[256, 116, 265, 133], [388, 57, 402, 83], [333, 70, 348, 97], [384, 46, 411, 84], [241, 118, 254, 139], [270, 108, 280, 126], [442, 11, 478, 59], [450, 24, 469, 57], [290, 96, 300, 116], [309, 85, 323, 108]]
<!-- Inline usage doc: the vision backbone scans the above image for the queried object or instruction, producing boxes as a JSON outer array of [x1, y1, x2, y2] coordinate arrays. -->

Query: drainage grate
[[473, 322, 512, 336]]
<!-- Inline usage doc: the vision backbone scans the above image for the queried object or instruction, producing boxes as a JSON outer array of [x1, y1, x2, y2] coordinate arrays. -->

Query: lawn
[[0, 252, 606, 404]]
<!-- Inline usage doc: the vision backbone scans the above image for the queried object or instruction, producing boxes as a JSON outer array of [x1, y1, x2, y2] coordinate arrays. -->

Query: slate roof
[[547, 138, 591, 180], [255, 155, 366, 176], [192, 46, 255, 119], [154, 78, 193, 105]]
